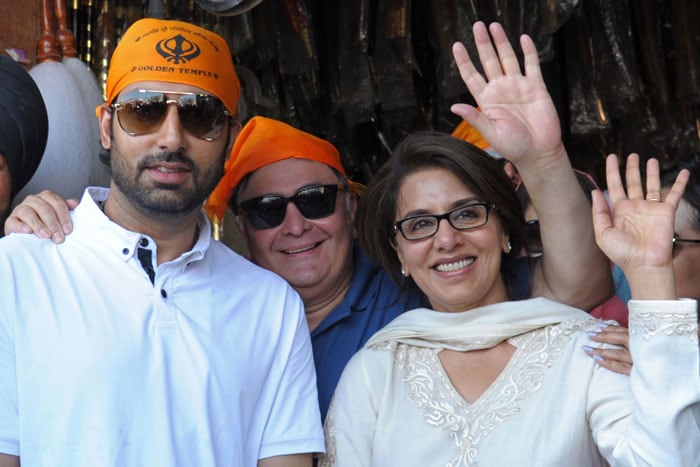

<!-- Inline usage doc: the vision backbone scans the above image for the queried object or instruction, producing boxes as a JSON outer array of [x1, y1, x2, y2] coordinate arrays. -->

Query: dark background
[[4, 0, 700, 187]]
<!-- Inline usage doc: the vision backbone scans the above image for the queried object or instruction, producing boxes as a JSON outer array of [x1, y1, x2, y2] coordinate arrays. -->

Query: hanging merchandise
[[16, 0, 109, 206], [195, 0, 263, 16], [33, 0, 700, 185]]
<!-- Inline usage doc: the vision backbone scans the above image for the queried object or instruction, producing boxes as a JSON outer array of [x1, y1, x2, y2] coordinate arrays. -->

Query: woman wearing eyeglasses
[[320, 129, 699, 466]]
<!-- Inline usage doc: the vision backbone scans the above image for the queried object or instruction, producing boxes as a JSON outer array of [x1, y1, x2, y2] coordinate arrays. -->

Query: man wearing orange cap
[[205, 116, 428, 420], [0, 19, 323, 467]]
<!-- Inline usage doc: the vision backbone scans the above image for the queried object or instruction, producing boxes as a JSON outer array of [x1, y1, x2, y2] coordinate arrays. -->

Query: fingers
[[584, 348, 633, 376], [473, 21, 504, 81], [520, 33, 542, 81], [452, 41, 486, 98], [624, 153, 644, 200], [645, 158, 661, 201], [3, 190, 73, 243], [454, 22, 537, 100], [591, 189, 612, 246], [583, 324, 633, 376], [488, 23, 521, 76], [604, 154, 626, 207], [663, 168, 690, 210], [589, 324, 630, 348]]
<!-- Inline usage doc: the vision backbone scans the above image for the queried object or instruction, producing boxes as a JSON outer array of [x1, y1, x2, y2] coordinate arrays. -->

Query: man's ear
[[98, 105, 113, 150], [225, 120, 243, 162], [503, 161, 522, 189]]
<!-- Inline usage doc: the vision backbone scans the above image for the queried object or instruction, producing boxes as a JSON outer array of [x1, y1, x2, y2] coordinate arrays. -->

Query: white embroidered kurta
[[321, 297, 700, 466]]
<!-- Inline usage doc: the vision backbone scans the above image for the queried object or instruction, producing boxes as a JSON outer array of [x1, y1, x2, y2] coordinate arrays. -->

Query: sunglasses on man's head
[[111, 90, 230, 141], [238, 184, 345, 230]]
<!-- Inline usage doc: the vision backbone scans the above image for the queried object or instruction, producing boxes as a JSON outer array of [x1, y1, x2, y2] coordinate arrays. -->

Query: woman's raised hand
[[592, 153, 689, 300], [450, 22, 564, 167]]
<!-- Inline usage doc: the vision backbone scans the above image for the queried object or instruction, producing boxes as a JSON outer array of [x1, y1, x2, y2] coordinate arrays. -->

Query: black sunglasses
[[111, 89, 230, 141], [524, 219, 542, 256], [238, 184, 345, 230], [672, 232, 700, 253]]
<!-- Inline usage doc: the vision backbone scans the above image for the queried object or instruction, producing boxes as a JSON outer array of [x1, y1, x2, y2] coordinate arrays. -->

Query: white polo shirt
[[0, 187, 324, 466]]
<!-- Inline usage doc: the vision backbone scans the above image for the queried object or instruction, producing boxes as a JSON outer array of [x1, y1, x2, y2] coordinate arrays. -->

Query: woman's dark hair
[[661, 154, 700, 231], [356, 131, 528, 299]]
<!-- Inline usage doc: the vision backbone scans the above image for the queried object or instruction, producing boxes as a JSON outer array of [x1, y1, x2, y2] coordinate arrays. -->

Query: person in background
[[0, 18, 322, 467], [0, 55, 48, 231], [4, 18, 616, 421], [322, 124, 699, 465]]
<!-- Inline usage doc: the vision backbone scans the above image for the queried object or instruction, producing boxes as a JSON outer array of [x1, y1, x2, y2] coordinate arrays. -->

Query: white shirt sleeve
[[589, 299, 700, 466], [0, 281, 18, 456], [258, 287, 325, 459]]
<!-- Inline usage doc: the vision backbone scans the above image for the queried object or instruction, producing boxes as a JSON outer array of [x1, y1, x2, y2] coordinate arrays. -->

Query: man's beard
[[109, 145, 225, 218]]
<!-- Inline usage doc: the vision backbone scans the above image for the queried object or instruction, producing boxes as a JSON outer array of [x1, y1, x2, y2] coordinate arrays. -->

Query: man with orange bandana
[[0, 19, 323, 467], [202, 101, 613, 419]]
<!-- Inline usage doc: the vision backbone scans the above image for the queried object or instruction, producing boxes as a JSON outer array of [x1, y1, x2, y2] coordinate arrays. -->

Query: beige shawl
[[366, 297, 594, 351]]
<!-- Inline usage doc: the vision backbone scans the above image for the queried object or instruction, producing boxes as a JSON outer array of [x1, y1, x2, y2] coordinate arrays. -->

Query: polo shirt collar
[[70, 187, 210, 266]]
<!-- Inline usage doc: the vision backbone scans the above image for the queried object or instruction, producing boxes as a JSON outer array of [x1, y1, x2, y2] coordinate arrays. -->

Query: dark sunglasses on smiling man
[[238, 184, 346, 230], [111, 89, 231, 141]]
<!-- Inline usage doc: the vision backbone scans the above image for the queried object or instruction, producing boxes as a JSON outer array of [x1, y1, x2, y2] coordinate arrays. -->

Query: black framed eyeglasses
[[672, 232, 700, 253], [111, 89, 230, 141], [238, 184, 345, 230], [393, 202, 493, 241]]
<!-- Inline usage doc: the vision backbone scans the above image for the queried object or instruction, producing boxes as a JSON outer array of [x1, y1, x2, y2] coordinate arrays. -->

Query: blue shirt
[[311, 244, 426, 419]]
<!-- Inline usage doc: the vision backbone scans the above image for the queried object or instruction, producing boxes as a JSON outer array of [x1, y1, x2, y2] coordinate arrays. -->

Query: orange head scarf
[[451, 120, 490, 149], [206, 116, 360, 224], [99, 18, 240, 116], [451, 117, 503, 159]]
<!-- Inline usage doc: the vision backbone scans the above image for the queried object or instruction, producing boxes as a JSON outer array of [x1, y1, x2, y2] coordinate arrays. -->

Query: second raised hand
[[450, 21, 564, 167]]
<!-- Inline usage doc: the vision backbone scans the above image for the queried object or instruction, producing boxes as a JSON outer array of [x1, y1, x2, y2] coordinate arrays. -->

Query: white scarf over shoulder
[[366, 297, 594, 351]]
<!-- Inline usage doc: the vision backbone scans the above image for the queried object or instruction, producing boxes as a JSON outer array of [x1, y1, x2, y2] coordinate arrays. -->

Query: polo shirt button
[[140, 238, 149, 247], [161, 289, 167, 298], [122, 248, 129, 255]]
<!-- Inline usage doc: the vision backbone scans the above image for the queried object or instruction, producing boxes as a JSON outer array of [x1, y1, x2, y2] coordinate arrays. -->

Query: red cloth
[[589, 294, 628, 327]]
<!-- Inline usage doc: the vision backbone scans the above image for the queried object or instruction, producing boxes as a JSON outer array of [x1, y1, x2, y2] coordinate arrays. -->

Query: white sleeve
[[319, 348, 384, 467], [0, 273, 19, 456], [258, 286, 325, 459], [590, 299, 700, 466]]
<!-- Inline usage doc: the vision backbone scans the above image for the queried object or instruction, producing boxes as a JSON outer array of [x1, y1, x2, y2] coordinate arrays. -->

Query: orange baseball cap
[[206, 116, 359, 223], [99, 18, 240, 116]]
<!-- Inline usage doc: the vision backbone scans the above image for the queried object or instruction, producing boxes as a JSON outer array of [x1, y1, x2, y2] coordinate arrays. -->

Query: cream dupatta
[[365, 297, 595, 351]]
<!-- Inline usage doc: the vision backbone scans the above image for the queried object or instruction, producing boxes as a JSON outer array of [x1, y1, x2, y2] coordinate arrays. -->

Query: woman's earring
[[506, 241, 512, 254], [401, 264, 407, 277]]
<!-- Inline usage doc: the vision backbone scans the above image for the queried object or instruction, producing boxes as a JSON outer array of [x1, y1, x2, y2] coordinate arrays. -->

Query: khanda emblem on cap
[[155, 34, 201, 65]]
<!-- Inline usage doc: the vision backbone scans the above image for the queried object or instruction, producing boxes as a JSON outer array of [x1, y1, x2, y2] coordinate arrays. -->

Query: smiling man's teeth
[[155, 167, 179, 173], [285, 244, 317, 254], [435, 258, 474, 272]]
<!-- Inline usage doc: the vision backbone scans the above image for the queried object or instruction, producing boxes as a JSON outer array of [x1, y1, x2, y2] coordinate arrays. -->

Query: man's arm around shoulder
[[0, 453, 18, 467], [259, 453, 312, 467]]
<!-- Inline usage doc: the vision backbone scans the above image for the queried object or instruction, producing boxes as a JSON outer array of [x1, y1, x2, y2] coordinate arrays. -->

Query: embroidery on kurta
[[392, 320, 594, 466], [629, 311, 698, 344]]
